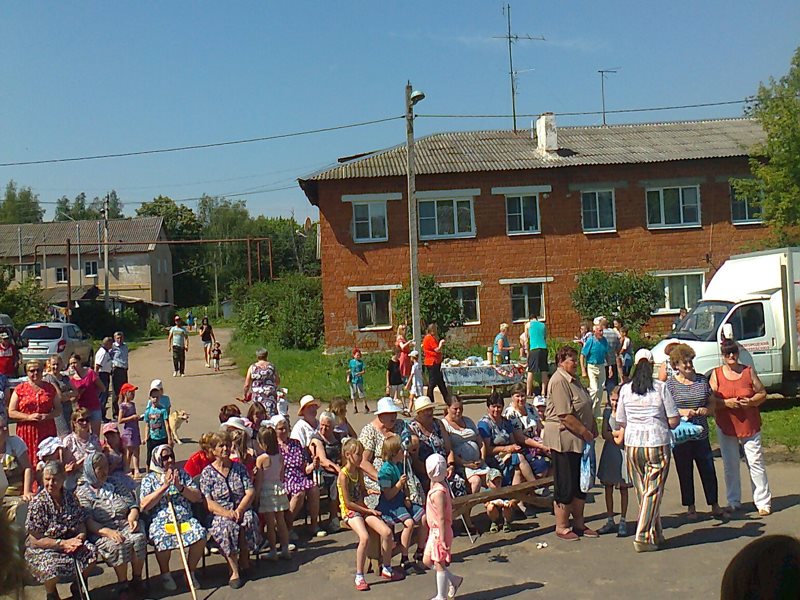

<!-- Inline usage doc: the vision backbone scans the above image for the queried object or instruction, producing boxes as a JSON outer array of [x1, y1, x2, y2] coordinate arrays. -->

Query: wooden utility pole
[[246, 238, 252, 285], [256, 241, 262, 281], [103, 194, 110, 308], [66, 239, 72, 322]]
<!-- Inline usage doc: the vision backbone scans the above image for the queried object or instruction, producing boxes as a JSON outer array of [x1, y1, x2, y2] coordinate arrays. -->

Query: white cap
[[220, 416, 252, 436], [408, 350, 419, 358], [149, 379, 163, 393], [374, 397, 403, 416], [634, 348, 653, 364]]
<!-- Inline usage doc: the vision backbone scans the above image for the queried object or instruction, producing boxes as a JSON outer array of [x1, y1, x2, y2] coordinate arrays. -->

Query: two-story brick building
[[299, 117, 770, 353]]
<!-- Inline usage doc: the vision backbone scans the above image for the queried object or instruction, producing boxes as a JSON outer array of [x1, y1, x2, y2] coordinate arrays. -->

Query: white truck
[[651, 248, 800, 392]]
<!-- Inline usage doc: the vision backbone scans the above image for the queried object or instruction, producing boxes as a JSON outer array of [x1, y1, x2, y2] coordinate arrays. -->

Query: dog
[[168, 409, 190, 444]]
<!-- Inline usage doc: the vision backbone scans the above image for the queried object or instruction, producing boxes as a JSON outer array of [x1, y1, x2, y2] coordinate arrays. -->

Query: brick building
[[299, 117, 770, 353]]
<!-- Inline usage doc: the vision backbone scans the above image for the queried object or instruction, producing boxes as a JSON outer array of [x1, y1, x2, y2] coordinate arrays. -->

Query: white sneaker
[[161, 573, 177, 592], [173, 371, 178, 377], [180, 373, 185, 377]]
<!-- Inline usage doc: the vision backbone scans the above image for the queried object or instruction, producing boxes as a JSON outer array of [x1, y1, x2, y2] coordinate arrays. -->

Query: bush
[[571, 269, 662, 332], [0, 278, 48, 329], [144, 317, 166, 338], [393, 274, 463, 337]]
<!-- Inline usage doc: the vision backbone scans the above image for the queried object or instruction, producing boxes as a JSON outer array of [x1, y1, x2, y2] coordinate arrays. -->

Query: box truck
[[651, 248, 800, 392]]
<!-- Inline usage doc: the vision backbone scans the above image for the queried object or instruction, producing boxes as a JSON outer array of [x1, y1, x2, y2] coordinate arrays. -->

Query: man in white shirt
[[94, 336, 113, 421], [290, 395, 320, 449]]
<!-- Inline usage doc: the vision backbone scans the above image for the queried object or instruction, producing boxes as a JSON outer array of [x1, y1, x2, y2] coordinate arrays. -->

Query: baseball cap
[[149, 379, 164, 393], [634, 348, 654, 364], [119, 383, 138, 396]]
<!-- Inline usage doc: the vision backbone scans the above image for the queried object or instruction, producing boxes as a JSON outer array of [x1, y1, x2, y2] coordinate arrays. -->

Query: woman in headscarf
[[77, 452, 146, 597], [139, 444, 206, 593]]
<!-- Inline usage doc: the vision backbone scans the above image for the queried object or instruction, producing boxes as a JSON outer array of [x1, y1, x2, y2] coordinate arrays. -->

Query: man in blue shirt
[[580, 324, 608, 418], [526, 316, 549, 397]]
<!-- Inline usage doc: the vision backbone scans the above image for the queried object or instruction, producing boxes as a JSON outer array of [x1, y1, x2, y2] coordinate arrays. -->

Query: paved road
[[41, 329, 800, 599]]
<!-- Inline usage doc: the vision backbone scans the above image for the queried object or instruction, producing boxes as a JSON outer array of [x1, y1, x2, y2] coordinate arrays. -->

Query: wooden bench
[[452, 476, 554, 532]]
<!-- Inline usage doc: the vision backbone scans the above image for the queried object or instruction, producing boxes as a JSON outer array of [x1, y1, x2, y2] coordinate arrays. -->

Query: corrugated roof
[[0, 216, 165, 259], [303, 118, 764, 182]]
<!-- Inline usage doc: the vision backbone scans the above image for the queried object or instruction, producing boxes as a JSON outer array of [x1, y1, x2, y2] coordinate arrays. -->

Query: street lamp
[[406, 81, 425, 353]]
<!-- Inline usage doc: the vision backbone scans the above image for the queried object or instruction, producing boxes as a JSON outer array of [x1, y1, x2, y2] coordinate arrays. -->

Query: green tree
[[136, 195, 202, 240], [0, 180, 44, 223], [55, 190, 125, 221], [733, 47, 800, 246], [0, 275, 47, 329], [571, 269, 662, 331], [393, 274, 463, 337]]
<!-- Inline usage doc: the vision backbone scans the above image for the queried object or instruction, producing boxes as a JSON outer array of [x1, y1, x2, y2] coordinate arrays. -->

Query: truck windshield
[[669, 302, 733, 341]]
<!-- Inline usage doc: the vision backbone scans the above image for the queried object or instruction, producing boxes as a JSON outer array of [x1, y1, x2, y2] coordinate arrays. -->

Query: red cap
[[119, 383, 138, 395]]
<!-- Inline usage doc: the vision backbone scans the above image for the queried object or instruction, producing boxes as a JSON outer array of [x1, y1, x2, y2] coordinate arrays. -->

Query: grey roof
[[0, 216, 166, 259], [42, 285, 99, 304], [302, 118, 764, 183]]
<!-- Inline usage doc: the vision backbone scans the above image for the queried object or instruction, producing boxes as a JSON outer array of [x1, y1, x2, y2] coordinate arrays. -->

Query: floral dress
[[25, 488, 97, 583], [63, 433, 102, 487], [249, 362, 278, 417], [408, 418, 467, 496], [139, 470, 206, 551], [199, 462, 260, 557], [14, 381, 57, 458], [358, 420, 422, 508], [105, 447, 137, 493], [76, 479, 146, 566], [279, 438, 316, 496]]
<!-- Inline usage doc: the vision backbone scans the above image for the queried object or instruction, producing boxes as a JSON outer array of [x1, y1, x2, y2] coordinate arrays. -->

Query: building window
[[505, 195, 540, 235], [22, 263, 42, 279], [56, 267, 68, 283], [352, 202, 388, 243], [449, 286, 480, 324], [511, 283, 544, 322], [357, 290, 391, 329], [419, 198, 474, 239], [85, 261, 98, 277], [581, 190, 616, 232], [646, 186, 701, 228], [654, 272, 704, 313], [730, 187, 762, 224], [155, 260, 161, 275]]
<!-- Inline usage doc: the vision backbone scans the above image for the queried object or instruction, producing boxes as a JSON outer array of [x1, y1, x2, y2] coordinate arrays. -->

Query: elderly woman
[[25, 461, 97, 600], [273, 415, 324, 540], [442, 395, 501, 494], [101, 422, 136, 492], [493, 323, 514, 364], [291, 395, 320, 449], [616, 349, 680, 552], [8, 360, 61, 457], [43, 355, 76, 437], [77, 452, 146, 596], [665, 343, 725, 519], [408, 396, 466, 496], [478, 392, 537, 488], [0, 412, 33, 542], [68, 354, 105, 436], [310, 410, 342, 531], [396, 324, 414, 381], [36, 436, 79, 493], [200, 431, 260, 589], [139, 444, 206, 592], [543, 345, 598, 542], [243, 348, 280, 417], [63, 408, 102, 485], [710, 338, 772, 516], [503, 383, 551, 478]]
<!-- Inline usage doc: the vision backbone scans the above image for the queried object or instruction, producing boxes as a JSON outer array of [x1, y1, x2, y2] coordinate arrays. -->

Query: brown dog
[[168, 409, 190, 444]]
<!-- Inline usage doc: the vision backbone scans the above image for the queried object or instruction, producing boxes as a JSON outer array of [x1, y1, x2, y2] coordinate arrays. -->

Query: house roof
[[0, 216, 166, 259], [42, 285, 100, 305], [299, 118, 764, 202]]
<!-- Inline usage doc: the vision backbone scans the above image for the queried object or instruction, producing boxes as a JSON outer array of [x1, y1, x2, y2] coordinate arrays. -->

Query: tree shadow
[[457, 581, 544, 599]]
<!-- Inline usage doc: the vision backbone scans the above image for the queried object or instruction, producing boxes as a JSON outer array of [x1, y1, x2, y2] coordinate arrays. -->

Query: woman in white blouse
[[615, 349, 680, 553]]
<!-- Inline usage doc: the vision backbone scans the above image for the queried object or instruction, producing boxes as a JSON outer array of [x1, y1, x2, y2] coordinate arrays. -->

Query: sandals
[[489, 522, 500, 534]]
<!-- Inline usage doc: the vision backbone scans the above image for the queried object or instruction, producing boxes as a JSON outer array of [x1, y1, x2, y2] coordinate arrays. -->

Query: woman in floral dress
[[62, 408, 102, 488], [199, 431, 259, 589], [25, 461, 97, 600], [243, 348, 280, 417], [8, 360, 61, 458], [139, 444, 206, 593]]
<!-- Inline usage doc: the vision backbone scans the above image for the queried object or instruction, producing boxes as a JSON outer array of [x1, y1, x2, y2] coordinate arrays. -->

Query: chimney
[[536, 112, 558, 153]]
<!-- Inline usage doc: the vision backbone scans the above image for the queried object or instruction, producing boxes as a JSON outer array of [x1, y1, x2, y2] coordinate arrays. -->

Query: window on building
[[56, 267, 68, 283], [419, 198, 474, 239], [449, 286, 480, 324], [357, 290, 391, 329], [655, 272, 704, 313], [505, 195, 540, 235], [730, 187, 762, 224], [646, 186, 701, 228], [510, 283, 544, 322], [22, 263, 42, 279], [85, 260, 98, 277], [727, 303, 766, 340], [581, 190, 616, 232], [155, 260, 161, 275], [352, 202, 388, 243]]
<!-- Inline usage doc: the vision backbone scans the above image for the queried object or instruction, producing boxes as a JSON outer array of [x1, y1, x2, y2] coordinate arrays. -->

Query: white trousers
[[716, 427, 772, 510], [586, 363, 606, 418]]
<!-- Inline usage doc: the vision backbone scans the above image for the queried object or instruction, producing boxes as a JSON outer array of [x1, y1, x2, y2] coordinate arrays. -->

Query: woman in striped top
[[666, 344, 726, 519]]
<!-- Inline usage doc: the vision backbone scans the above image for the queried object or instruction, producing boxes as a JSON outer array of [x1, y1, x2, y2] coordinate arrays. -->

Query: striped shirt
[[666, 374, 712, 439]]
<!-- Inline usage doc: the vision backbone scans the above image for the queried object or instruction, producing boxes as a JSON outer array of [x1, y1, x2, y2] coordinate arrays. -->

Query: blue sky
[[1, 1, 797, 222]]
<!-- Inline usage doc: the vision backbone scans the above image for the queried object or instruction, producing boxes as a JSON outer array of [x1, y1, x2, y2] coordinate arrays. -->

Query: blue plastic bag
[[580, 439, 596, 493], [671, 418, 705, 447]]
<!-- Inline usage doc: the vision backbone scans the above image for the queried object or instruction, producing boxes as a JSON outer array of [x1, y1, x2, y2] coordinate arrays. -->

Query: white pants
[[586, 363, 606, 418], [716, 427, 771, 510]]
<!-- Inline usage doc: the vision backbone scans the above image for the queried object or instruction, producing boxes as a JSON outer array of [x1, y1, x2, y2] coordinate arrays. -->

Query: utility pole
[[406, 81, 424, 351], [103, 194, 110, 309], [494, 4, 545, 132], [66, 239, 72, 323], [598, 68, 619, 126]]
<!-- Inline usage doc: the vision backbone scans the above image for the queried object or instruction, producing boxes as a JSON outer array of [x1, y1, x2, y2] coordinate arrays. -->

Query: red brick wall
[[315, 157, 770, 353]]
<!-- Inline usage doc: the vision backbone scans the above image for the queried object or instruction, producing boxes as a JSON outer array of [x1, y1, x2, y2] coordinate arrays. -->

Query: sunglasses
[[724, 351, 739, 357], [160, 452, 174, 461], [76, 418, 88, 424]]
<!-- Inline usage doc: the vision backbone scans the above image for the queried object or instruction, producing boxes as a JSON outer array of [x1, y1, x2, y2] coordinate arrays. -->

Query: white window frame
[[85, 260, 98, 277], [646, 185, 702, 229], [581, 189, 617, 233], [56, 267, 68, 283], [351, 201, 388, 243], [355, 289, 393, 331], [342, 193, 400, 244], [440, 281, 481, 325], [651, 270, 706, 315], [499, 277, 552, 323], [730, 186, 763, 225], [417, 189, 478, 241]]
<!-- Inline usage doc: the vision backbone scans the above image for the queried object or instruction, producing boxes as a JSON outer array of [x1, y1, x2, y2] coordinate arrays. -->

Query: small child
[[211, 342, 222, 372], [386, 350, 404, 405], [423, 454, 463, 600], [230, 427, 256, 478], [348, 348, 368, 413], [404, 350, 424, 415], [329, 397, 357, 440], [143, 392, 173, 468], [377, 436, 426, 571], [254, 426, 292, 561], [596, 386, 631, 536], [619, 327, 633, 380], [337, 438, 402, 590], [117, 382, 142, 477]]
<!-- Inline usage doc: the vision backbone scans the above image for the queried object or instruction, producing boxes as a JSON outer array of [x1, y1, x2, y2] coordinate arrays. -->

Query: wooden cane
[[167, 496, 198, 600]]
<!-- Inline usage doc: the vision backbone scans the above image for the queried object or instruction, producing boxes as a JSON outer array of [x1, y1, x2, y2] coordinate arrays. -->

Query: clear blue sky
[[1, 1, 797, 222]]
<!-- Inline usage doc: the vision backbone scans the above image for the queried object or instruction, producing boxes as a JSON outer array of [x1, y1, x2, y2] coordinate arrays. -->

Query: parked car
[[19, 323, 93, 369]]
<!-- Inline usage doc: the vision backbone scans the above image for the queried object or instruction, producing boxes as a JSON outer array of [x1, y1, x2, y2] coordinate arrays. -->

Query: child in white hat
[[423, 454, 463, 600], [404, 350, 424, 416]]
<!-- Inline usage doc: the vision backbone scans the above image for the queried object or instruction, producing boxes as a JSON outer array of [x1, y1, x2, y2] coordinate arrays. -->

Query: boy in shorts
[[348, 348, 368, 413]]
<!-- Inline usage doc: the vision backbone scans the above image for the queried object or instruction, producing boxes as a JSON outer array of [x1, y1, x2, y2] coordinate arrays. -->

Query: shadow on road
[[457, 581, 544, 599], [663, 520, 765, 550]]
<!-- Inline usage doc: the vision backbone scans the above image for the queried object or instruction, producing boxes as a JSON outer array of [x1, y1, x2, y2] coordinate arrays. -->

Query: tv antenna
[[598, 68, 619, 126], [494, 4, 545, 132]]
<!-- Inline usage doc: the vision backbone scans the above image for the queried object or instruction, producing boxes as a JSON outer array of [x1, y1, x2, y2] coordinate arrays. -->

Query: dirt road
[[46, 330, 800, 599]]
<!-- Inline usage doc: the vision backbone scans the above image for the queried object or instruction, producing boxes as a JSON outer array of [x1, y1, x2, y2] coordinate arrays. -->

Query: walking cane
[[167, 497, 198, 600], [73, 558, 91, 600], [445, 478, 475, 545]]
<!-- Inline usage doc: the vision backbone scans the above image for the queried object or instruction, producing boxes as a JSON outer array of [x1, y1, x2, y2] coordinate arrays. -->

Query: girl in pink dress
[[423, 454, 463, 600]]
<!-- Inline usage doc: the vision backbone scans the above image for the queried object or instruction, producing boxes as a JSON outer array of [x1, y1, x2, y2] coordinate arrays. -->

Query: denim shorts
[[88, 409, 102, 423]]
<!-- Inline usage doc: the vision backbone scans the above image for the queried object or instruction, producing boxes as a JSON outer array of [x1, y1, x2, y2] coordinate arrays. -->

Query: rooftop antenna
[[598, 68, 619, 126], [494, 4, 545, 133]]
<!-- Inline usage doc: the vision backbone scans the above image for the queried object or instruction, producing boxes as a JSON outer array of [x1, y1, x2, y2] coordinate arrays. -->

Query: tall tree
[[54, 190, 124, 221], [0, 180, 44, 223]]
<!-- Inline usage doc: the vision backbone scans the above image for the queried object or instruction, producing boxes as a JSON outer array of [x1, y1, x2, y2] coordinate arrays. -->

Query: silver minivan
[[20, 323, 94, 367]]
